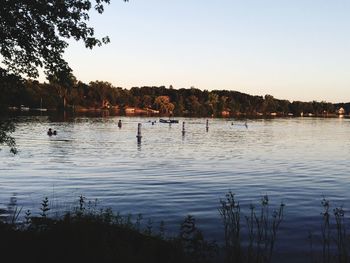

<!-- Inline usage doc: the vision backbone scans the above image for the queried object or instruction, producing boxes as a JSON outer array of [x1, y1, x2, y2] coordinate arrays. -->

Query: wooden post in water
[[182, 121, 185, 136], [206, 119, 209, 132], [118, 120, 122, 128], [136, 123, 142, 143]]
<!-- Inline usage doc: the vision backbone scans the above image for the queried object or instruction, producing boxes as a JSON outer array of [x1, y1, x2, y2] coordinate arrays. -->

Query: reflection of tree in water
[[47, 111, 72, 123], [47, 140, 73, 164]]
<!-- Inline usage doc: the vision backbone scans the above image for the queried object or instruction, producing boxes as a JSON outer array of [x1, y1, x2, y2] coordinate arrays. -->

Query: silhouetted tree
[[263, 94, 277, 113], [0, 0, 129, 152], [0, 0, 128, 79]]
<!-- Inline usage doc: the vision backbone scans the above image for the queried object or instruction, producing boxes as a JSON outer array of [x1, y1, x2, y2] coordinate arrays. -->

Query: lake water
[[1, 115, 350, 262]]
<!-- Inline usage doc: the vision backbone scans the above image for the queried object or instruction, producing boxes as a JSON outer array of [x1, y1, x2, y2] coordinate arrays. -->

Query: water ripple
[[1, 117, 350, 260]]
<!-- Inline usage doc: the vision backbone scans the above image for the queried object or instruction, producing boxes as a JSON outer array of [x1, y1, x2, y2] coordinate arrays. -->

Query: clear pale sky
[[60, 0, 350, 103]]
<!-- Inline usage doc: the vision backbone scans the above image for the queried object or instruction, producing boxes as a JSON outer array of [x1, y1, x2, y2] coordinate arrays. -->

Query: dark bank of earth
[[0, 213, 216, 263]]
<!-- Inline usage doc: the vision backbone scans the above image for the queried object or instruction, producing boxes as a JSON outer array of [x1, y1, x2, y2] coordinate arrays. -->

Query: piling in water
[[182, 122, 185, 136], [136, 123, 142, 143], [206, 119, 209, 132], [118, 120, 122, 128]]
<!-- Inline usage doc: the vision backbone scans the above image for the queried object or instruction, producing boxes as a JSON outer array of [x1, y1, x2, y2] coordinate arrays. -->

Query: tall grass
[[0, 195, 205, 263], [3, 193, 350, 263], [219, 191, 285, 263], [309, 198, 350, 263]]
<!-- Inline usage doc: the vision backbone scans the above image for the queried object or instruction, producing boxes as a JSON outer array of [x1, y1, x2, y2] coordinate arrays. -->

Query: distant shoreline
[[1, 77, 349, 118], [2, 108, 349, 120]]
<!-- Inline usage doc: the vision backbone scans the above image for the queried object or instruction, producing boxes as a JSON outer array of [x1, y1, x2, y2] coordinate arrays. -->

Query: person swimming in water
[[47, 128, 57, 136]]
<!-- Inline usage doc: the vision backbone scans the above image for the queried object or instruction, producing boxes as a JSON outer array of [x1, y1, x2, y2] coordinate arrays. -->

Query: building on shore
[[337, 107, 345, 117]]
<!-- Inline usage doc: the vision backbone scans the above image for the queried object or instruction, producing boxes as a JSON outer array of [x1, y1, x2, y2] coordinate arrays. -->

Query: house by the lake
[[337, 107, 345, 117]]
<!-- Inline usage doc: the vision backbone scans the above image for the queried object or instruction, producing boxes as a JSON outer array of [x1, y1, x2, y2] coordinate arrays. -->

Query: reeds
[[0, 196, 197, 263], [219, 192, 285, 263], [219, 191, 241, 262], [2, 193, 350, 263], [309, 198, 350, 263], [333, 206, 347, 263]]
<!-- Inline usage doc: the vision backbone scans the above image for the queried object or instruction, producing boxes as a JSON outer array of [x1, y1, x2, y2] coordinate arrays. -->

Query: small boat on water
[[159, 118, 179, 124], [32, 108, 47, 112], [33, 98, 47, 111], [20, 105, 30, 111], [8, 106, 18, 111]]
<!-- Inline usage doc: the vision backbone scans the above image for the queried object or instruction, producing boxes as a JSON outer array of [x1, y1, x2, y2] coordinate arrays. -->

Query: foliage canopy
[[0, 120, 17, 154], [0, 0, 127, 80], [0, 0, 128, 153]]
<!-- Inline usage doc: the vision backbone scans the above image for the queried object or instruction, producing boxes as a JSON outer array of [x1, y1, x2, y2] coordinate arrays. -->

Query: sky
[[58, 0, 350, 103]]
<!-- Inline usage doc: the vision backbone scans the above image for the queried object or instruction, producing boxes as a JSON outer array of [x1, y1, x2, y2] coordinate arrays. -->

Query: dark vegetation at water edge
[[1, 193, 349, 263], [1, 69, 348, 118], [0, 120, 17, 154], [0, 195, 217, 263]]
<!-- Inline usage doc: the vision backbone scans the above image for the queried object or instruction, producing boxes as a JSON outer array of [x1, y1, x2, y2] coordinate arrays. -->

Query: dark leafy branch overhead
[[0, 0, 128, 79], [0, 120, 17, 154]]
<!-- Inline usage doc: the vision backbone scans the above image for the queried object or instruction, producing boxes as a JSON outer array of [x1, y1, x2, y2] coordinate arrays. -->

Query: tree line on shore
[[1, 69, 348, 117]]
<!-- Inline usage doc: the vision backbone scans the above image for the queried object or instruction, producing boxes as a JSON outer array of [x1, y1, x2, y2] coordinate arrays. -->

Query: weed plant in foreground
[[0, 194, 216, 263], [308, 197, 350, 263], [4, 192, 348, 263], [219, 192, 285, 263]]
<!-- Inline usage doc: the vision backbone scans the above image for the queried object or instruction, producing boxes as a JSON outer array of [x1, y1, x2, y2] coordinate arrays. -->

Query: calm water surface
[[1, 116, 350, 261]]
